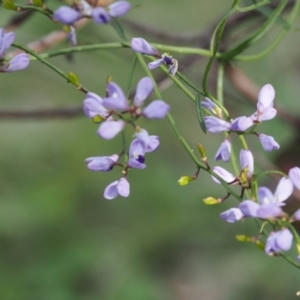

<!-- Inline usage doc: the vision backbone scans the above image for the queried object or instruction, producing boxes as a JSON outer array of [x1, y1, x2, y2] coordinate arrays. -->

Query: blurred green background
[[1, 1, 300, 299]]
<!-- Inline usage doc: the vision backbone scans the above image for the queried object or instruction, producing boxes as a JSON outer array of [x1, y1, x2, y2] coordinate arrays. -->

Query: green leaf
[[67, 72, 80, 87], [196, 92, 206, 133], [2, 0, 17, 10], [126, 56, 137, 98], [111, 19, 126, 41]]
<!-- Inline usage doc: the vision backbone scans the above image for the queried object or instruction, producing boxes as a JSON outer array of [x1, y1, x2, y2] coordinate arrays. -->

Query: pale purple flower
[[102, 82, 129, 111], [143, 100, 170, 119], [97, 120, 125, 139], [230, 116, 254, 131], [54, 6, 82, 24], [135, 129, 160, 152], [148, 54, 178, 75], [240, 149, 254, 178], [85, 154, 118, 172], [108, 1, 131, 17], [83, 92, 108, 118], [258, 134, 280, 152], [104, 178, 130, 199], [289, 167, 300, 190], [251, 84, 277, 122], [131, 38, 158, 56], [211, 166, 236, 184], [220, 208, 243, 223], [92, 1, 131, 24], [240, 178, 293, 219], [148, 58, 164, 69], [215, 139, 231, 162], [2, 53, 29, 72], [0, 28, 15, 58], [92, 7, 111, 24], [204, 116, 231, 133], [127, 139, 146, 169], [201, 97, 221, 116], [265, 228, 293, 255]]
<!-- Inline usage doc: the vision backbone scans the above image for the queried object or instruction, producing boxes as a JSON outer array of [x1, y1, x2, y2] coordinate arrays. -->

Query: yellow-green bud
[[235, 235, 252, 242], [178, 176, 194, 186], [92, 115, 103, 123], [202, 197, 220, 205], [197, 144, 207, 160]]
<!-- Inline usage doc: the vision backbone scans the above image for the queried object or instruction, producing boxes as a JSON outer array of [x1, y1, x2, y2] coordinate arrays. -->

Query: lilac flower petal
[[143, 100, 170, 119], [204, 116, 231, 133], [85, 156, 116, 171], [146, 136, 160, 152], [135, 129, 150, 146], [293, 208, 300, 221], [104, 180, 119, 200], [108, 1, 131, 17], [239, 149, 254, 178], [98, 120, 125, 139], [0, 30, 15, 58], [274, 177, 293, 203], [211, 166, 236, 184], [257, 204, 282, 219], [68, 26, 77, 45], [275, 228, 293, 252], [258, 84, 275, 110], [239, 200, 260, 217], [131, 38, 158, 55], [2, 53, 29, 72], [92, 7, 111, 24], [231, 116, 253, 131], [201, 97, 217, 111], [265, 232, 279, 254], [54, 6, 82, 24], [117, 178, 130, 197], [133, 77, 153, 107], [148, 58, 164, 70], [220, 208, 243, 223], [258, 134, 280, 152], [128, 157, 146, 169], [215, 139, 231, 162], [258, 187, 275, 205], [102, 82, 129, 110], [259, 107, 277, 121], [289, 167, 300, 190], [83, 92, 108, 118]]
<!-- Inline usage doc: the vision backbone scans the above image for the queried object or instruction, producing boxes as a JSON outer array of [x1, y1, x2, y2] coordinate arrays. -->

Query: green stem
[[16, 4, 53, 19], [256, 170, 287, 179], [235, 0, 300, 61], [279, 252, 300, 269], [235, 0, 272, 12], [12, 43, 88, 93], [220, 0, 289, 61]]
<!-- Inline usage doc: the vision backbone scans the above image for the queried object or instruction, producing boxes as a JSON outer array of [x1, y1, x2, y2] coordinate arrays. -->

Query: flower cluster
[[203, 84, 279, 163], [0, 29, 29, 73], [54, 0, 131, 44], [131, 38, 179, 76], [54, 0, 131, 25], [84, 77, 170, 199]]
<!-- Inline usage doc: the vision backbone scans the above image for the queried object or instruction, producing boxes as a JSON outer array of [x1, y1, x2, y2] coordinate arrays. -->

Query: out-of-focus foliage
[[0, 1, 300, 299]]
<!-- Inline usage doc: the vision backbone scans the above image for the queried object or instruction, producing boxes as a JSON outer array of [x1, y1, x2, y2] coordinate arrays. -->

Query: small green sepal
[[203, 197, 221, 205], [197, 144, 207, 160], [178, 176, 194, 186]]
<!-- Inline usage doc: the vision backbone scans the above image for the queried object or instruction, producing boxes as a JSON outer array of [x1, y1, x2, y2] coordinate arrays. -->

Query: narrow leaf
[[196, 92, 206, 133], [111, 19, 126, 41]]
